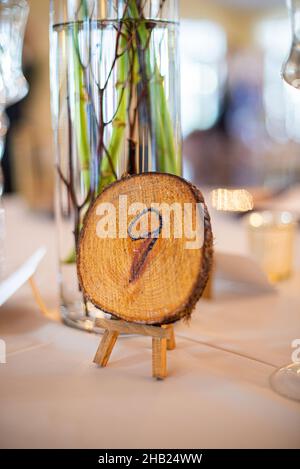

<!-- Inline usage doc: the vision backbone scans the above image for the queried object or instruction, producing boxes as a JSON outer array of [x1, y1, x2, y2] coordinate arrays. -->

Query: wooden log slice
[[77, 173, 213, 325]]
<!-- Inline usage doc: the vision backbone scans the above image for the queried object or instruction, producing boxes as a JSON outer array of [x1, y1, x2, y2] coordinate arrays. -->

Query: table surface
[[0, 196, 300, 449]]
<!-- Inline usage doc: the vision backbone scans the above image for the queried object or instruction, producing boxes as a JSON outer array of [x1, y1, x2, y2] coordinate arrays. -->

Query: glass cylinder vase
[[50, 0, 182, 331]]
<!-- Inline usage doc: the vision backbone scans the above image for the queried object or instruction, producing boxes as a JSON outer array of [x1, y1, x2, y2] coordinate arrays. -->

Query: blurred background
[[3, 0, 300, 213]]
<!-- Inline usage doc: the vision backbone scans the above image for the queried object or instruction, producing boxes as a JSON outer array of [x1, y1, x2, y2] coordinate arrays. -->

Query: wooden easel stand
[[94, 318, 176, 380]]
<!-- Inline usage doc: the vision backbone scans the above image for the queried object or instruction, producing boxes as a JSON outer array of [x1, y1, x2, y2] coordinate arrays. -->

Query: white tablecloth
[[0, 196, 300, 449]]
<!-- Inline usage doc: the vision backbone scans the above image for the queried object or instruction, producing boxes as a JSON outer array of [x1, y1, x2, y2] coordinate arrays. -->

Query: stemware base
[[270, 363, 300, 401]]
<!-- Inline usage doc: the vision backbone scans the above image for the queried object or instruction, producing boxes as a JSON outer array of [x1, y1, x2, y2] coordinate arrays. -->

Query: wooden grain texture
[[78, 173, 213, 325]]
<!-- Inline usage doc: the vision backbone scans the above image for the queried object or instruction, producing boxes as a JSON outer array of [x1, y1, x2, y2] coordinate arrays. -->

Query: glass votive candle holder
[[246, 210, 297, 283]]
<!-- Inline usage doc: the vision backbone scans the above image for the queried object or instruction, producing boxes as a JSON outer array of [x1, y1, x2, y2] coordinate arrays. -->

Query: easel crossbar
[[95, 318, 172, 339]]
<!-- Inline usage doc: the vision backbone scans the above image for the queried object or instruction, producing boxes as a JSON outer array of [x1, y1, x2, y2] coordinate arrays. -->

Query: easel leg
[[152, 337, 167, 380], [163, 325, 176, 351], [29, 277, 48, 316], [93, 330, 119, 367], [202, 267, 214, 300]]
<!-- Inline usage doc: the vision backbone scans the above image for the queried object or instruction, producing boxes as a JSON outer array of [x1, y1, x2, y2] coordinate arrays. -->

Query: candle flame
[[211, 189, 253, 212]]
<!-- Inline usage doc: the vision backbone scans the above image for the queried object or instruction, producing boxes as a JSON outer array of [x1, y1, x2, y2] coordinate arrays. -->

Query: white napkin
[[0, 247, 46, 307], [214, 251, 275, 295]]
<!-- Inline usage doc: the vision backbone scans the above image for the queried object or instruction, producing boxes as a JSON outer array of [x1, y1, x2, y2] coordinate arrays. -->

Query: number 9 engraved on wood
[[77, 173, 213, 325]]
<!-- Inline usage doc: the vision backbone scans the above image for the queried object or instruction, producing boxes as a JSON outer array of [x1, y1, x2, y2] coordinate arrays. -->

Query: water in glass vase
[[50, 14, 181, 331]]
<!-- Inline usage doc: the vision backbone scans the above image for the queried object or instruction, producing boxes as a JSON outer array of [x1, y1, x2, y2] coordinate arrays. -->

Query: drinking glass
[[270, 0, 300, 401], [0, 0, 29, 195], [246, 210, 296, 283]]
